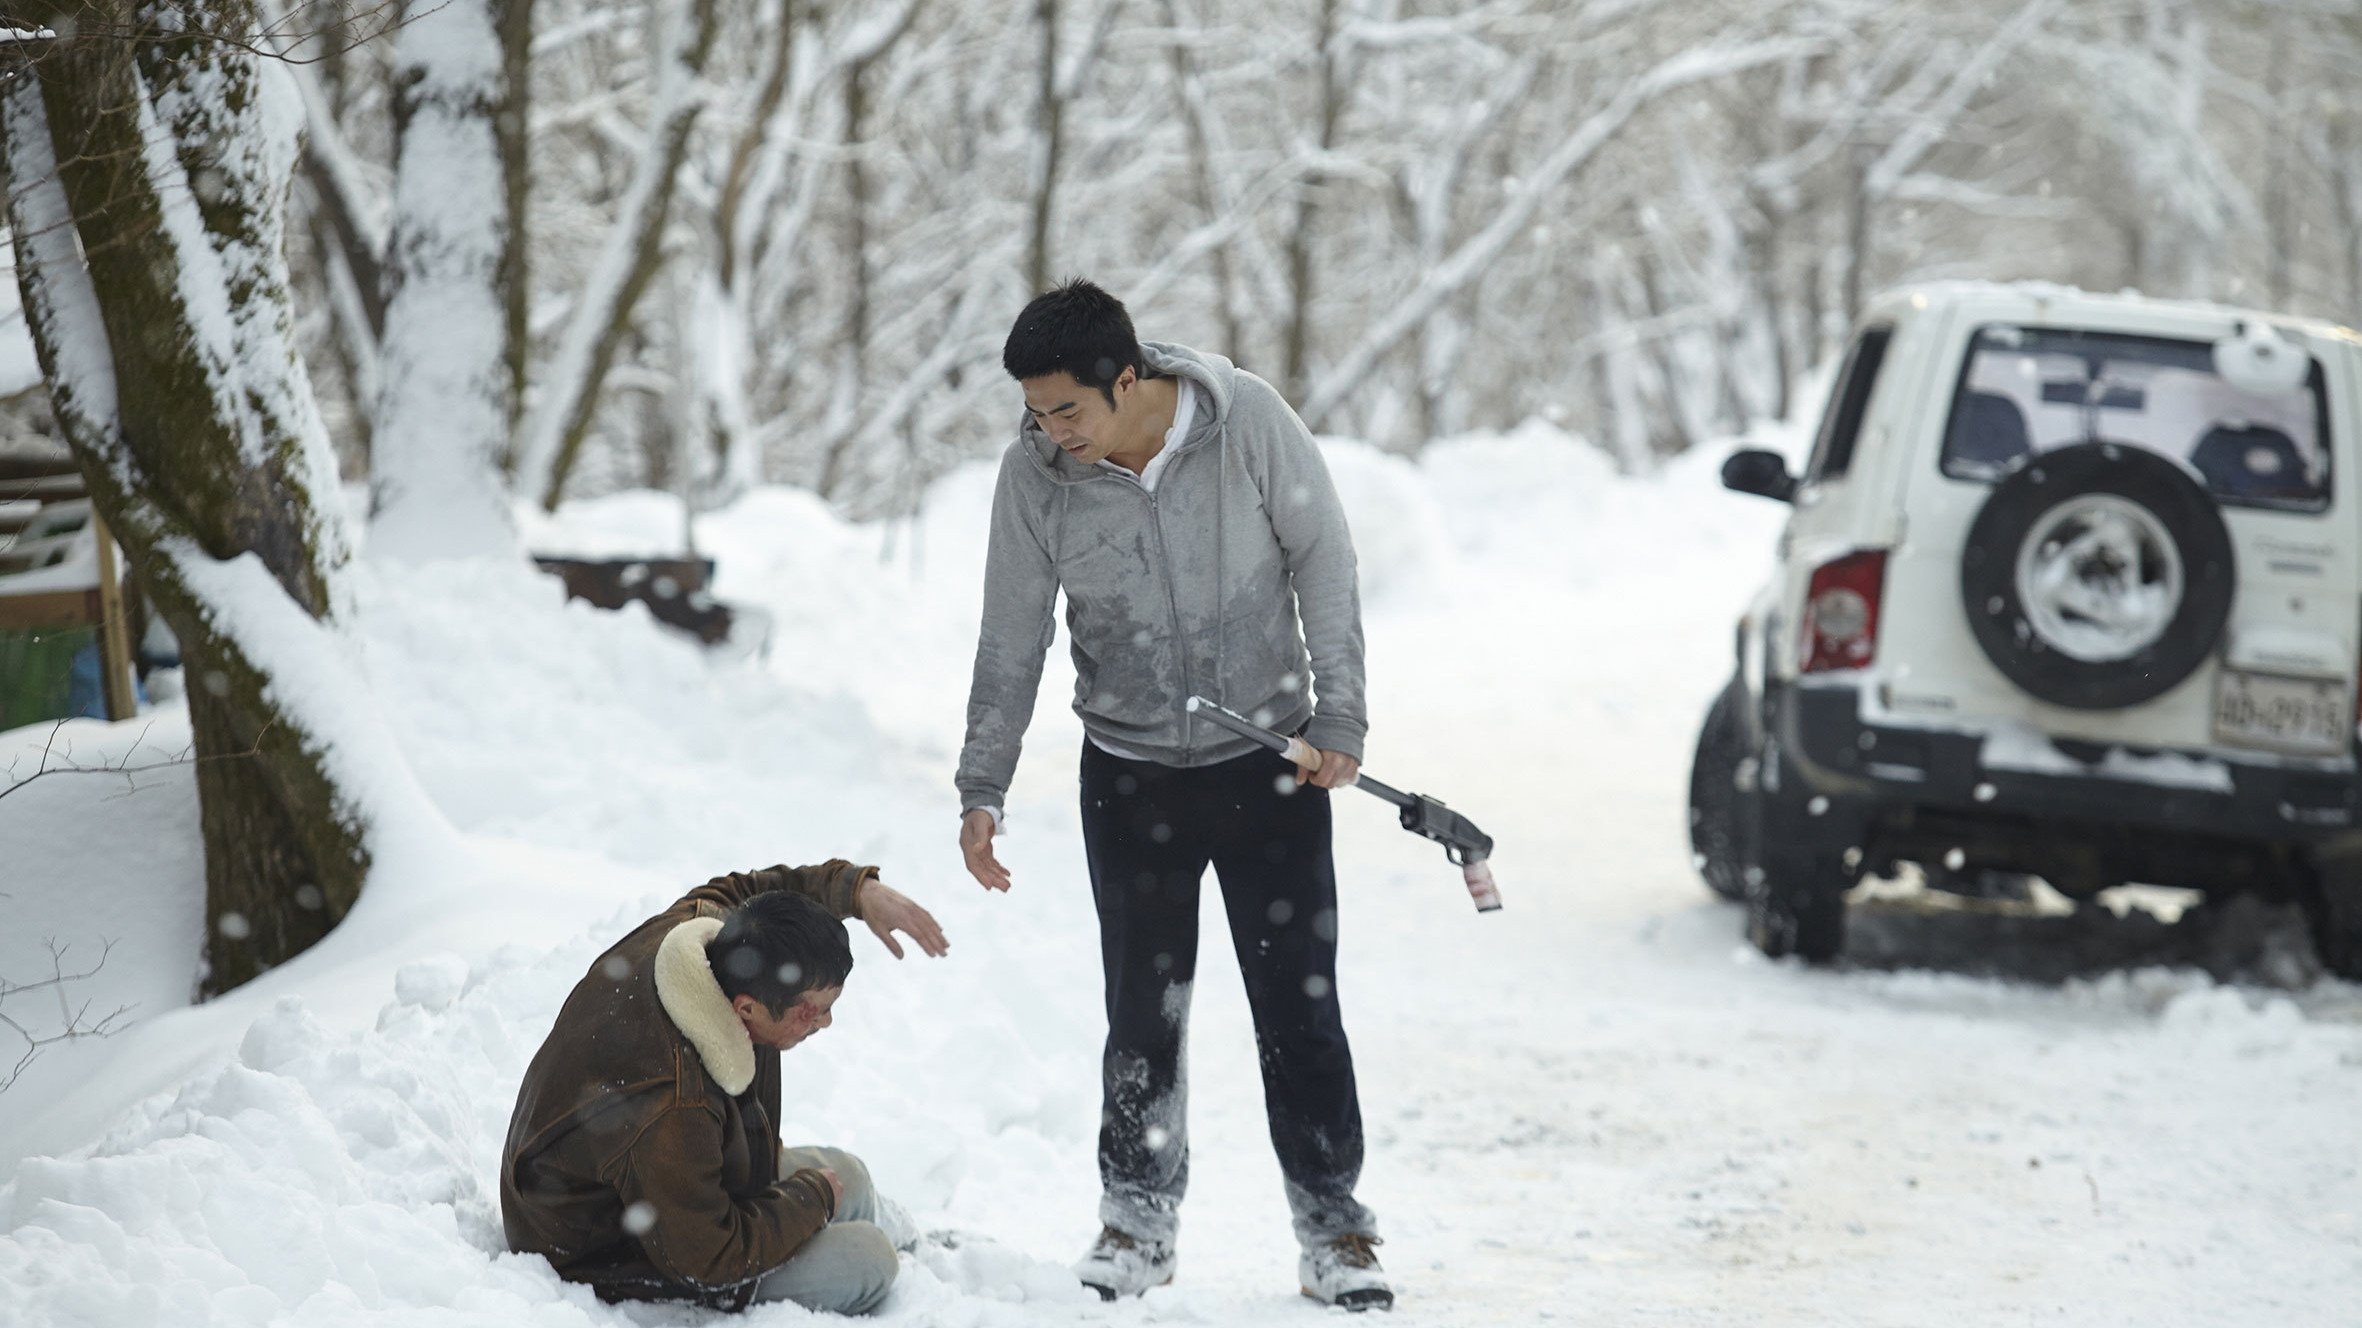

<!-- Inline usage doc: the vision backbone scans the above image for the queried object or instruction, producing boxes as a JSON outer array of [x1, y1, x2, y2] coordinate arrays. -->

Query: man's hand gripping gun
[[1184, 695, 1502, 912]]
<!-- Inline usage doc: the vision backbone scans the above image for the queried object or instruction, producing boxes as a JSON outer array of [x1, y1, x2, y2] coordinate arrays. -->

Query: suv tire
[[1747, 846, 1847, 963], [1744, 751, 1848, 963], [1688, 681, 1749, 902], [2305, 864, 2362, 981], [1960, 441, 2235, 710]]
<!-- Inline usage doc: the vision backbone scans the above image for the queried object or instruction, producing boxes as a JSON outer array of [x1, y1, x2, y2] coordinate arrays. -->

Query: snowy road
[[3, 437, 2358, 1325]]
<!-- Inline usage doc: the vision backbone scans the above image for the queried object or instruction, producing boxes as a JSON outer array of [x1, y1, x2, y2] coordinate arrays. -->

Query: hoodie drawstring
[[1214, 428, 1227, 708]]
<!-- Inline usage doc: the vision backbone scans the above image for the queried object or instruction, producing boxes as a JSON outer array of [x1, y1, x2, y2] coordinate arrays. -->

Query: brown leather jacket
[[500, 862, 874, 1309]]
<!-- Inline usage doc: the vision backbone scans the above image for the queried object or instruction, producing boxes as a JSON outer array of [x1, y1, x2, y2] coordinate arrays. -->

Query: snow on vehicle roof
[[1867, 279, 2362, 345]]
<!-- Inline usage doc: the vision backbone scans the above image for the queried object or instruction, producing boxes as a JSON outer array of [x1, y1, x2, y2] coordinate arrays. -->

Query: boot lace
[[1330, 1232, 1382, 1269]]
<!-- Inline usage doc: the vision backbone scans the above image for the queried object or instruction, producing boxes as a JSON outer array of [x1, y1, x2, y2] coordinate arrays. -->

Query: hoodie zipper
[[1142, 482, 1198, 762], [1038, 369, 1217, 761], [1087, 448, 1201, 763]]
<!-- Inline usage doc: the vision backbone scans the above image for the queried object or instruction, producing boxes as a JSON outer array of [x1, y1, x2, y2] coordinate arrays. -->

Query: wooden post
[[90, 511, 137, 721]]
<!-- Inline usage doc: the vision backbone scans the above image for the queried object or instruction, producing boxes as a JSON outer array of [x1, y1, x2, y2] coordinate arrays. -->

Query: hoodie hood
[[1019, 341, 1238, 484]]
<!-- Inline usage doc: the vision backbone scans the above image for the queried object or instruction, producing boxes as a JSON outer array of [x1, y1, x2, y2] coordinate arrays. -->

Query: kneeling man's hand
[[857, 876, 949, 959]]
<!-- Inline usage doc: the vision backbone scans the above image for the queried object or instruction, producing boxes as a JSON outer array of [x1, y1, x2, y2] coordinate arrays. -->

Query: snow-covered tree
[[3, 1, 443, 993], [206, 0, 2362, 510], [369, 0, 522, 561]]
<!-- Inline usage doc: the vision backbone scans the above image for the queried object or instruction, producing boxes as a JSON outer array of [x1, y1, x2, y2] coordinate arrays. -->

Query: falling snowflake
[[622, 1201, 658, 1235]]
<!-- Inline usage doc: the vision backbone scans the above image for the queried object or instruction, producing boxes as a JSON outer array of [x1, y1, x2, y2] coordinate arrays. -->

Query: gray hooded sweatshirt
[[955, 342, 1366, 814]]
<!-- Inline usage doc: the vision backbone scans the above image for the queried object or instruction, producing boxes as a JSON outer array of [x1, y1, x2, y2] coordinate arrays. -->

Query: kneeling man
[[502, 860, 947, 1314]]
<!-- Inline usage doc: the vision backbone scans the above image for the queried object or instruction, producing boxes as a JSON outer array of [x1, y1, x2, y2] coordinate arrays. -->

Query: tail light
[[1799, 550, 1888, 674]]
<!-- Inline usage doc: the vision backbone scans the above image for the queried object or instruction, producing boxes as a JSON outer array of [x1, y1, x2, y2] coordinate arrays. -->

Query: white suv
[[1692, 281, 2362, 978]]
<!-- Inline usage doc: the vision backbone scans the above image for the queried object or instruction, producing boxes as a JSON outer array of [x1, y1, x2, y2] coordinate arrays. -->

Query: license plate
[[2212, 670, 2352, 756]]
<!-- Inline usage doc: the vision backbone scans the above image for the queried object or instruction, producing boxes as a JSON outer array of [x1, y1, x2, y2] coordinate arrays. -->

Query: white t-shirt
[[1096, 378, 1198, 493]]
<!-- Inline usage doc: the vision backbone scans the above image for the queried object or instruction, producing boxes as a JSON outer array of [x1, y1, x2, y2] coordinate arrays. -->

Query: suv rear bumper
[[1767, 680, 2362, 891]]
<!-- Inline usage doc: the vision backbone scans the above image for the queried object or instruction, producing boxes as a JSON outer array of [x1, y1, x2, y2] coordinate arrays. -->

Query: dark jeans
[[1079, 739, 1373, 1246]]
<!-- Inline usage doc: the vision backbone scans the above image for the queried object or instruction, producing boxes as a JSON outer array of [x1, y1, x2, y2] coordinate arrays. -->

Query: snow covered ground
[[3, 428, 2359, 1326]]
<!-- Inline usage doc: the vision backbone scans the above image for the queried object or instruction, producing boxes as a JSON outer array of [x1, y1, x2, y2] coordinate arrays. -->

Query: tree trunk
[[372, 0, 522, 561], [1281, 0, 1344, 404], [1632, 248, 1700, 455], [703, 0, 802, 501], [1026, 0, 1063, 296], [2, 3, 380, 994], [1161, 0, 1242, 356], [513, 0, 722, 512], [816, 46, 877, 500], [1842, 144, 1872, 331], [1745, 210, 1791, 424], [496, 0, 534, 433], [814, 5, 924, 501]]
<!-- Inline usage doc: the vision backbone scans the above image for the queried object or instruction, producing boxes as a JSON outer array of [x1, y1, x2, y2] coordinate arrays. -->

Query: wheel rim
[[2012, 493, 2184, 662]]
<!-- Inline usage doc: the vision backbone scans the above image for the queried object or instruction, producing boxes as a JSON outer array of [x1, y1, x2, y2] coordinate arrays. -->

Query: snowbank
[[5, 424, 2358, 1326]]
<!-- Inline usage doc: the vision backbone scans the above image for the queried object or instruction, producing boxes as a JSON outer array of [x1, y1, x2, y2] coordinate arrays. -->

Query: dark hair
[[1002, 278, 1144, 408], [706, 891, 853, 1018]]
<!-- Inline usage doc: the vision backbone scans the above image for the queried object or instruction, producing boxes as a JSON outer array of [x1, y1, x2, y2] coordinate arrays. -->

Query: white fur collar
[[654, 917, 754, 1096]]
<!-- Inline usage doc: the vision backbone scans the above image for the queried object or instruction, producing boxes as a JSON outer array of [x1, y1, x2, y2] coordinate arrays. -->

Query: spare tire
[[1960, 441, 2234, 710]]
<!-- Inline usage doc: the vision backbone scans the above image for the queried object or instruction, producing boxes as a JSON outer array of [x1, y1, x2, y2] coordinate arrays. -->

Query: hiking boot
[[1300, 1232, 1392, 1311], [1074, 1225, 1176, 1300]]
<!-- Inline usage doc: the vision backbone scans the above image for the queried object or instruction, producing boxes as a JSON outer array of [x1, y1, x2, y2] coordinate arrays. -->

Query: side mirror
[[1721, 448, 1797, 503]]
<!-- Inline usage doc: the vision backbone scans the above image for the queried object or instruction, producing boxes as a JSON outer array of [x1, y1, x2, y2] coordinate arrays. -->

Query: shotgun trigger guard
[[1400, 794, 1494, 867]]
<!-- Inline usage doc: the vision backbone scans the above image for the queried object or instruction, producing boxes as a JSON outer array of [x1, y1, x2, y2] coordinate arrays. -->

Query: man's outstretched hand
[[960, 808, 1012, 893], [856, 876, 949, 958]]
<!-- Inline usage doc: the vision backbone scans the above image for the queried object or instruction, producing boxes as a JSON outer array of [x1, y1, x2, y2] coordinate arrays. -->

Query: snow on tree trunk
[[371, 0, 520, 563], [511, 0, 721, 513], [2, 3, 447, 995]]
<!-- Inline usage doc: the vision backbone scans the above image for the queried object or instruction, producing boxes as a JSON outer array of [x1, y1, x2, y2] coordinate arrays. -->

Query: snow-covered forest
[[246, 0, 2362, 508], [3, 0, 2361, 1324]]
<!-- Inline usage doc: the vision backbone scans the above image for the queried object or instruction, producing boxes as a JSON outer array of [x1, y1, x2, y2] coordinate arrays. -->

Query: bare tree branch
[[0, 938, 134, 1093], [0, 717, 276, 804]]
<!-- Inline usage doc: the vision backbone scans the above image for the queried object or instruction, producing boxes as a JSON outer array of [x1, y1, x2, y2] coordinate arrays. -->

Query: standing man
[[955, 279, 1390, 1311]]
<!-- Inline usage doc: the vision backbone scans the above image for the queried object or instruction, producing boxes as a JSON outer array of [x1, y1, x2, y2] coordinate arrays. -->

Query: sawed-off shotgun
[[1184, 695, 1503, 913]]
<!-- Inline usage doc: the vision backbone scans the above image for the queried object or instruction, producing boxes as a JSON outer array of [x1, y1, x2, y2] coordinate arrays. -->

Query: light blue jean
[[751, 1147, 905, 1316]]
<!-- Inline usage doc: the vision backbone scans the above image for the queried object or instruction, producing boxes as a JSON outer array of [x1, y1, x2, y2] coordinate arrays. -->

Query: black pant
[[1079, 740, 1371, 1244]]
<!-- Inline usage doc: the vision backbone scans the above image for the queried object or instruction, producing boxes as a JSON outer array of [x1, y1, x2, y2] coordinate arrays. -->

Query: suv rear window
[[1940, 324, 2331, 511], [1805, 325, 1892, 482]]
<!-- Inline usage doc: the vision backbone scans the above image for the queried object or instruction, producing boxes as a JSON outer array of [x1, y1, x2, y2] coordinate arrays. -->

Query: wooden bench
[[532, 555, 736, 646], [0, 452, 137, 721]]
